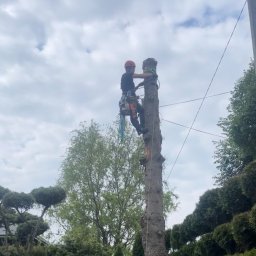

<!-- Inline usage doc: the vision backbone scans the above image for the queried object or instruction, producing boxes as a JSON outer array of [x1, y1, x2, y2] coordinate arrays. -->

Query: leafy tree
[[55, 121, 177, 247], [193, 233, 225, 256], [218, 177, 252, 216], [175, 242, 196, 256], [2, 192, 34, 215], [170, 224, 183, 250], [232, 212, 256, 251], [16, 220, 49, 245], [164, 229, 171, 252], [193, 188, 231, 233], [214, 62, 256, 185], [30, 186, 66, 246], [213, 223, 236, 254], [240, 161, 256, 203], [31, 187, 66, 218]]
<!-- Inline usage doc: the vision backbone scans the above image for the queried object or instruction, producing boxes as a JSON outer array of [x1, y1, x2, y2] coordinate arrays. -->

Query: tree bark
[[141, 58, 168, 256]]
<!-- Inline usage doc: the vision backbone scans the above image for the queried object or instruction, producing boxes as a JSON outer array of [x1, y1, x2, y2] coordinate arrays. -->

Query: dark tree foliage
[[2, 192, 34, 214], [240, 161, 256, 203], [132, 232, 144, 256], [164, 229, 171, 252], [173, 242, 196, 256], [0, 186, 10, 200], [31, 186, 66, 209], [249, 204, 256, 232], [179, 214, 197, 243], [114, 245, 124, 256], [193, 188, 231, 232], [214, 62, 256, 185], [213, 223, 237, 254], [218, 177, 252, 216], [16, 220, 49, 244], [193, 233, 225, 256], [170, 224, 183, 250], [232, 212, 256, 251]]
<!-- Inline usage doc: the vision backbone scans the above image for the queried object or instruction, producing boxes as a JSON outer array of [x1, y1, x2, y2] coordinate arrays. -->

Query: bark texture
[[141, 58, 168, 256]]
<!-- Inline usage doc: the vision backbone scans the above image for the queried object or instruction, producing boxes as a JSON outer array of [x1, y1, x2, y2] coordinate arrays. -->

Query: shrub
[[0, 245, 26, 256], [232, 212, 256, 251], [29, 246, 47, 256], [213, 223, 236, 254], [193, 233, 225, 256], [177, 242, 196, 256]]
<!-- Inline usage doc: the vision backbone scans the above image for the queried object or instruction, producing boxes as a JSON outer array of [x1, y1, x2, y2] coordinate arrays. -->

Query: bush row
[[170, 161, 256, 249], [171, 204, 256, 256]]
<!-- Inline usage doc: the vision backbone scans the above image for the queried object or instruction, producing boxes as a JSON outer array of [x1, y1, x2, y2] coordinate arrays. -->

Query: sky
[[0, 0, 253, 234]]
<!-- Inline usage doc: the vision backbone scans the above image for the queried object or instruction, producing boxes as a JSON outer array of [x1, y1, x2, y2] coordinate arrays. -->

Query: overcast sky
[[0, 0, 253, 231]]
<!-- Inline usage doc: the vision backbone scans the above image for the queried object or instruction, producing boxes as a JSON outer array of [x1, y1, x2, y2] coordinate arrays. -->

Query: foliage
[[132, 232, 144, 256], [55, 121, 177, 246], [0, 187, 10, 200], [16, 220, 49, 244], [164, 229, 171, 252], [212, 223, 236, 254], [114, 245, 124, 256], [170, 224, 183, 250], [218, 177, 252, 216], [194, 188, 230, 232], [232, 212, 256, 251], [31, 187, 66, 210], [240, 161, 256, 203], [0, 185, 66, 249], [249, 204, 256, 231], [230, 248, 256, 256], [214, 62, 256, 185], [59, 238, 111, 256], [173, 242, 196, 256], [2, 192, 34, 214], [193, 233, 225, 256]]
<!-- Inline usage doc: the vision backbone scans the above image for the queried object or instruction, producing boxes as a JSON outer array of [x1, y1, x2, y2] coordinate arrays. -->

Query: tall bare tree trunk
[[141, 58, 167, 256]]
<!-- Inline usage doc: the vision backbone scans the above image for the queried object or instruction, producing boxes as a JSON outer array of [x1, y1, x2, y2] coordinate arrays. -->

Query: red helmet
[[124, 60, 135, 68]]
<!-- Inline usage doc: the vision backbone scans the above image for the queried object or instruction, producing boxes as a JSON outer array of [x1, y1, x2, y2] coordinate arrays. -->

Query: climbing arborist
[[120, 60, 153, 135]]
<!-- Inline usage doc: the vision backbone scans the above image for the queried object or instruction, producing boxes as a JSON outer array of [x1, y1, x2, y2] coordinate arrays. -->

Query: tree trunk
[[141, 58, 168, 256]]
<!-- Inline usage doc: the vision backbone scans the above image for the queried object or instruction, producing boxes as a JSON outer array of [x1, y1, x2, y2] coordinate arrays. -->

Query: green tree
[[218, 177, 252, 216], [194, 233, 225, 256], [55, 121, 144, 246], [240, 161, 256, 203], [213, 223, 236, 254], [192, 188, 231, 234], [2, 192, 34, 215], [232, 212, 256, 252], [214, 62, 256, 185], [54, 121, 176, 247], [30, 186, 66, 246]]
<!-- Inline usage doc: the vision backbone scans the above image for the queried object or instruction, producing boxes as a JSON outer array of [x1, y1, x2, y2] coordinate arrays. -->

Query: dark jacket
[[121, 73, 135, 95]]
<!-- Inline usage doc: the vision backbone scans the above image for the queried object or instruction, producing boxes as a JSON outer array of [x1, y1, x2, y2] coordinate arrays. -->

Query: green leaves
[[31, 186, 66, 209], [214, 62, 256, 185], [56, 121, 145, 246], [2, 192, 34, 214]]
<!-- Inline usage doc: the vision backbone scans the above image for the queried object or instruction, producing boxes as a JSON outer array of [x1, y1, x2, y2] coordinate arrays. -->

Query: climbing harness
[[118, 90, 142, 141]]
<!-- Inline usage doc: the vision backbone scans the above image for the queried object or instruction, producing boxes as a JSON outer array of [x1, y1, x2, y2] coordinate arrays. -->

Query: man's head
[[124, 60, 135, 74]]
